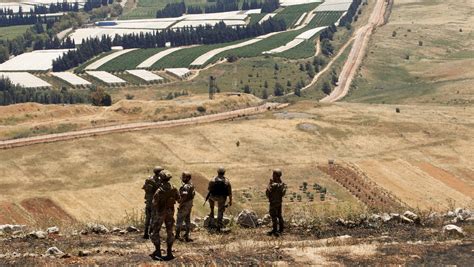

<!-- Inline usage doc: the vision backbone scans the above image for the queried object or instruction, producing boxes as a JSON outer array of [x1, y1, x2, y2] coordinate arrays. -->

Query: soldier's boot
[[267, 219, 278, 236], [143, 226, 149, 239], [175, 229, 181, 241], [184, 230, 193, 242], [150, 244, 163, 261], [278, 220, 284, 234], [165, 243, 174, 260]]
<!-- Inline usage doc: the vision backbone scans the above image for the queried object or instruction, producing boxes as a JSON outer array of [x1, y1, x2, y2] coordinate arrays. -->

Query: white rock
[[454, 208, 463, 215], [403, 211, 419, 221], [126, 226, 139, 232], [442, 224, 465, 237], [236, 210, 259, 228], [400, 215, 414, 224], [86, 223, 109, 234], [261, 214, 272, 225], [46, 247, 63, 256], [0, 224, 26, 234], [47, 226, 59, 234], [28, 231, 47, 239]]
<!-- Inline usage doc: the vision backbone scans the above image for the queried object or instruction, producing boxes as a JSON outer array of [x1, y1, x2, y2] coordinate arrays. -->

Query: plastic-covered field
[[280, 0, 322, 6], [294, 12, 307, 27], [171, 20, 247, 29], [315, 0, 353, 11], [0, 49, 72, 71], [0, 72, 51, 88], [165, 68, 191, 79], [51, 72, 91, 86], [190, 38, 261, 67], [137, 47, 185, 69], [85, 49, 138, 70], [86, 71, 126, 84], [70, 28, 155, 45], [126, 69, 164, 82], [263, 26, 327, 54]]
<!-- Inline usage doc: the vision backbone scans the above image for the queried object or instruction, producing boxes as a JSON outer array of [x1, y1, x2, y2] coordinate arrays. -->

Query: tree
[[322, 81, 331, 95], [262, 88, 268, 99], [0, 45, 9, 63], [90, 87, 112, 106], [307, 64, 315, 78], [294, 87, 301, 97], [286, 80, 291, 87], [243, 85, 251, 94], [264, 80, 268, 88], [273, 82, 284, 96], [274, 63, 279, 71]]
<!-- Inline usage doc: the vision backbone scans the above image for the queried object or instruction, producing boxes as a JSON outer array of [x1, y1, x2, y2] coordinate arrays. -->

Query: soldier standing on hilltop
[[266, 169, 287, 236], [206, 167, 232, 232], [150, 170, 180, 261], [142, 166, 163, 239], [175, 171, 195, 242]]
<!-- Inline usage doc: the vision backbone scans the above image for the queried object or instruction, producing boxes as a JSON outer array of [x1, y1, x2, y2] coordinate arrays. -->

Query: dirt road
[[0, 102, 287, 150], [320, 0, 387, 102]]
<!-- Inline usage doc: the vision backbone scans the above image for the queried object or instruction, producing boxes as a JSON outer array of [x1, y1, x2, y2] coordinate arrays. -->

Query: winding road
[[320, 0, 387, 102]]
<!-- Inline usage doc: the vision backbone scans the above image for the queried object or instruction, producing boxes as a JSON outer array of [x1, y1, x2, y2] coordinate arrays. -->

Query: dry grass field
[[0, 101, 472, 225], [0, 94, 262, 140], [347, 0, 474, 104]]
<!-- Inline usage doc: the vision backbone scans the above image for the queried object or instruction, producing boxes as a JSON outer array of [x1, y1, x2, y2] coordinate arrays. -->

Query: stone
[[111, 227, 122, 233], [446, 211, 455, 217], [46, 226, 59, 234], [400, 215, 414, 224], [442, 224, 465, 237], [28, 231, 47, 239], [381, 213, 392, 223], [190, 221, 199, 231], [126, 226, 139, 232], [236, 210, 259, 228], [0, 224, 25, 234], [86, 223, 109, 234], [454, 208, 463, 215], [403, 211, 419, 222], [369, 214, 382, 222], [261, 214, 272, 226], [46, 247, 63, 256], [78, 250, 91, 257], [203, 216, 231, 228]]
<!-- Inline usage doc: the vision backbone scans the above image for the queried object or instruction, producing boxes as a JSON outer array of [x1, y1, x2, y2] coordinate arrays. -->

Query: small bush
[[197, 106, 206, 113]]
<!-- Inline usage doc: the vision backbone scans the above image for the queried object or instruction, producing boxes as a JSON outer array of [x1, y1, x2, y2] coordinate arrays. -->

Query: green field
[[274, 2, 321, 27], [151, 40, 249, 69], [248, 13, 266, 25], [98, 48, 166, 71], [121, 0, 216, 19], [278, 11, 345, 59], [0, 25, 32, 40]]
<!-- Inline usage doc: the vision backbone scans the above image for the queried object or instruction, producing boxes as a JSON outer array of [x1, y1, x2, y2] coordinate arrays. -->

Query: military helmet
[[181, 171, 192, 180], [153, 166, 164, 174], [217, 166, 226, 175], [272, 168, 282, 177], [160, 170, 172, 181]]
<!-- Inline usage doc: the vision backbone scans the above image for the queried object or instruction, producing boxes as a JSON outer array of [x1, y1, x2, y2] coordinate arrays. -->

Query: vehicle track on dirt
[[320, 0, 387, 103], [0, 103, 288, 150]]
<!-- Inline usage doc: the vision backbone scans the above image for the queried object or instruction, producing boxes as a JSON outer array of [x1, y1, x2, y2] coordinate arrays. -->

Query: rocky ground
[[0, 209, 473, 266]]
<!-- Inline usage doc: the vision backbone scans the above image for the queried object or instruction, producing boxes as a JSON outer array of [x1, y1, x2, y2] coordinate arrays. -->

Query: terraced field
[[274, 2, 321, 27], [121, 0, 208, 19], [97, 48, 167, 71]]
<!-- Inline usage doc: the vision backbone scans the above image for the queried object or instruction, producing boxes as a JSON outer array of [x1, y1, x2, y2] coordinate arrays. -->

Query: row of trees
[[52, 36, 112, 71], [0, 13, 61, 27], [157, 0, 280, 17], [0, 2, 79, 16], [112, 17, 286, 49], [0, 78, 90, 106], [83, 0, 114, 12], [338, 0, 362, 28]]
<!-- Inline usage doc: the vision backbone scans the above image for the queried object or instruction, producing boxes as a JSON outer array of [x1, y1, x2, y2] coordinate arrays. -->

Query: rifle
[[203, 191, 211, 206]]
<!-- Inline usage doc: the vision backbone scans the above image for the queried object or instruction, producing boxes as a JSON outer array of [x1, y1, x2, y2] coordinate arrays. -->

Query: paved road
[[320, 0, 387, 103], [0, 103, 287, 150]]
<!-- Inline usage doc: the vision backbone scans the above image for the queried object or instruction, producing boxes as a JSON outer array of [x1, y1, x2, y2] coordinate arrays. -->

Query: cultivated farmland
[[0, 72, 51, 88], [98, 48, 168, 71], [85, 49, 138, 70], [274, 2, 321, 27], [0, 49, 72, 71], [51, 72, 91, 86], [125, 69, 164, 82], [86, 71, 126, 84]]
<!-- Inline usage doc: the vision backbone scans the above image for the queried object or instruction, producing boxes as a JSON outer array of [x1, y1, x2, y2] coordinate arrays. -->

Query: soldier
[[207, 166, 232, 231], [142, 166, 163, 239], [266, 169, 287, 236], [150, 170, 180, 261], [175, 171, 195, 242]]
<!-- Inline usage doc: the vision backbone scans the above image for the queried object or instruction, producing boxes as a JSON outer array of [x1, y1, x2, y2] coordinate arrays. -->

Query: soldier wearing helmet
[[150, 170, 180, 261], [175, 171, 195, 242], [207, 166, 232, 231], [266, 169, 287, 236], [142, 166, 163, 239]]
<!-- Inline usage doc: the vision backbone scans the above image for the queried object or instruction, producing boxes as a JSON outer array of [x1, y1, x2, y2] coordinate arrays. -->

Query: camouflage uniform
[[208, 167, 232, 230], [266, 169, 287, 235], [142, 166, 163, 239], [150, 170, 180, 261], [176, 172, 195, 241]]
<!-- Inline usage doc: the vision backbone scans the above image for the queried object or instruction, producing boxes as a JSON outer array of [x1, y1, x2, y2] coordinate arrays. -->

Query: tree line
[[84, 0, 114, 12], [0, 2, 79, 16], [157, 0, 280, 17], [338, 0, 362, 28], [52, 36, 112, 72], [113, 17, 286, 48], [0, 78, 90, 106]]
